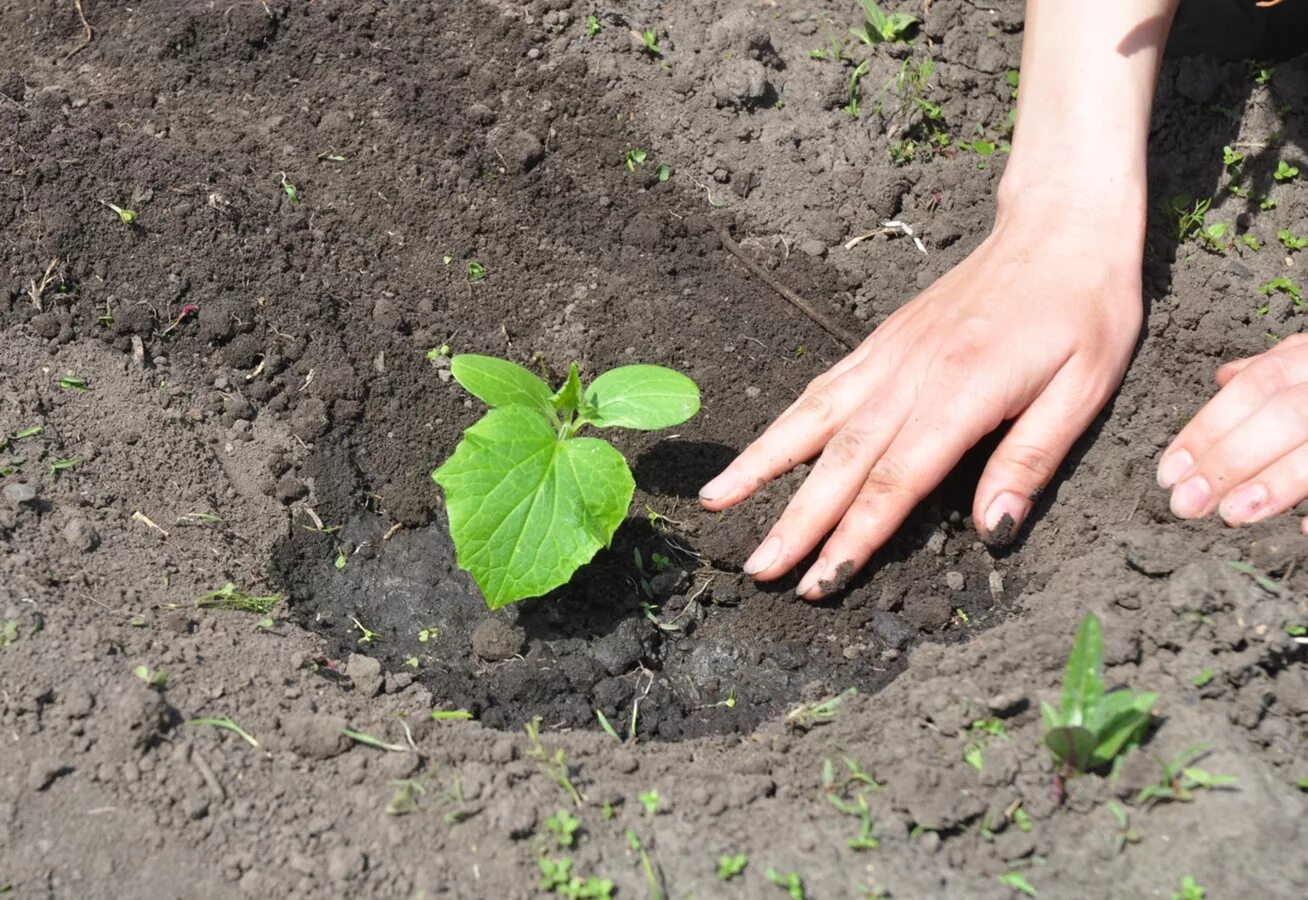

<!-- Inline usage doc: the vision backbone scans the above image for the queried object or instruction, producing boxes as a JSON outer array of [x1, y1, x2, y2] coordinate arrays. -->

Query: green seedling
[[350, 616, 381, 645], [1277, 229, 1307, 251], [638, 788, 660, 815], [625, 829, 663, 900], [1164, 194, 1212, 242], [1254, 66, 1273, 85], [821, 757, 881, 850], [1274, 160, 1300, 182], [640, 29, 661, 56], [1006, 69, 1020, 97], [403, 656, 419, 668], [1296, 777, 1308, 791], [1011, 805, 1033, 833], [465, 260, 487, 282], [526, 716, 584, 806], [545, 808, 581, 847], [786, 687, 857, 732], [9, 425, 42, 443], [765, 868, 806, 900], [851, 0, 917, 44], [1041, 613, 1157, 775], [999, 871, 1037, 896], [1222, 145, 1244, 170], [1260, 194, 1277, 210], [807, 30, 846, 63], [624, 148, 648, 172], [431, 709, 475, 721], [586, 14, 600, 35], [717, 854, 748, 881], [539, 857, 614, 899], [1192, 668, 1215, 687], [194, 583, 282, 614], [964, 717, 1008, 771], [426, 343, 452, 361], [656, 164, 671, 182], [843, 60, 870, 116], [316, 150, 347, 162], [341, 727, 407, 752], [1, 620, 19, 649], [98, 301, 114, 328], [335, 547, 348, 570], [1257, 276, 1304, 306], [1107, 801, 1141, 853], [102, 201, 136, 225], [280, 174, 300, 203], [1135, 743, 1237, 805], [1241, 234, 1262, 252], [418, 626, 439, 642], [1286, 624, 1308, 637], [387, 778, 426, 815], [1173, 876, 1205, 900], [57, 375, 88, 392], [1197, 222, 1228, 252], [133, 664, 167, 688], [256, 617, 275, 630], [48, 456, 81, 476], [432, 355, 699, 608], [595, 709, 622, 741], [188, 716, 259, 747]]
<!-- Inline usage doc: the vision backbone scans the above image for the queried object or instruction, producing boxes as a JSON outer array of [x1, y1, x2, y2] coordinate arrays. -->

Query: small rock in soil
[[471, 619, 526, 662], [284, 713, 351, 760], [326, 846, 367, 884], [345, 653, 384, 697], [945, 571, 965, 592], [799, 239, 826, 258], [649, 566, 689, 598], [28, 758, 70, 791], [3, 483, 37, 505], [592, 618, 650, 675], [62, 518, 100, 552], [871, 611, 914, 650]]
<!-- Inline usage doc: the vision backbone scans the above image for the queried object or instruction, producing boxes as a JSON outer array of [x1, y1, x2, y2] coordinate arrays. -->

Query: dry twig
[[67, 0, 94, 58], [27, 258, 59, 311]]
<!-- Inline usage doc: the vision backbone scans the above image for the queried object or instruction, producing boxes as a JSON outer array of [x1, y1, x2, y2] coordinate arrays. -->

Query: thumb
[[972, 368, 1110, 546]]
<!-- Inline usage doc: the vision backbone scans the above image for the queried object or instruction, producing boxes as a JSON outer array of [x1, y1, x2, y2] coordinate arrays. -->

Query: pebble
[[744, 386, 761, 399], [945, 571, 965, 592], [28, 757, 69, 791], [925, 530, 947, 555], [799, 239, 827, 257], [3, 483, 37, 505], [344, 653, 384, 697], [62, 518, 100, 552], [988, 570, 1005, 597]]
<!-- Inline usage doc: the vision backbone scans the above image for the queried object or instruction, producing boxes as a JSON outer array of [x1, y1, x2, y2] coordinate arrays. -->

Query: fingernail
[[699, 470, 735, 502], [795, 560, 826, 597], [983, 491, 1029, 546], [743, 535, 782, 576], [1219, 483, 1269, 524], [1157, 449, 1194, 489], [1170, 474, 1212, 518]]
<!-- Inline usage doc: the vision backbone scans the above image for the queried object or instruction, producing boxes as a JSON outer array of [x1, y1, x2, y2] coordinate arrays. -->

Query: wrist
[[995, 161, 1148, 245]]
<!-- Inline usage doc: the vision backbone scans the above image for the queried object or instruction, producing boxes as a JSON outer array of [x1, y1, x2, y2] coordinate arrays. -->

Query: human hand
[[699, 209, 1145, 598], [1157, 333, 1308, 536]]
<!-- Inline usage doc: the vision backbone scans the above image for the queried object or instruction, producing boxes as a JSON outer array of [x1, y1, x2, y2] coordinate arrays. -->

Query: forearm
[[998, 0, 1180, 232]]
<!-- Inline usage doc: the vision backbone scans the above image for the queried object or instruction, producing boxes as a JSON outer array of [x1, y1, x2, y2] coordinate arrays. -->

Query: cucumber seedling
[[1273, 160, 1300, 183], [1277, 229, 1307, 251], [851, 0, 917, 44], [432, 355, 699, 608], [101, 201, 137, 226], [1041, 613, 1157, 776]]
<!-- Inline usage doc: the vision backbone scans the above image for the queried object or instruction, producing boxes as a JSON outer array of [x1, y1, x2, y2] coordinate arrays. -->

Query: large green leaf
[[1060, 613, 1105, 726], [583, 365, 700, 430], [450, 355, 553, 413], [432, 406, 634, 607], [1090, 691, 1157, 768]]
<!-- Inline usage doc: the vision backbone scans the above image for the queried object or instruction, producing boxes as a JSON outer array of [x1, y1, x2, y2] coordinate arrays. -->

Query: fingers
[[1169, 383, 1308, 518], [794, 392, 1004, 600], [742, 390, 910, 580], [1158, 349, 1308, 488], [1217, 441, 1308, 525], [1215, 334, 1308, 386], [699, 354, 892, 511], [972, 366, 1111, 545]]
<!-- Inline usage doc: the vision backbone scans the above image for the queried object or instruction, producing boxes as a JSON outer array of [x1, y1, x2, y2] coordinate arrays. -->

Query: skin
[[700, 0, 1302, 596]]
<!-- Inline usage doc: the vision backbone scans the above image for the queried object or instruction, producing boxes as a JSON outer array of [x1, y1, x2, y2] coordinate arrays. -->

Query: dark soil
[[2, 1, 1306, 897]]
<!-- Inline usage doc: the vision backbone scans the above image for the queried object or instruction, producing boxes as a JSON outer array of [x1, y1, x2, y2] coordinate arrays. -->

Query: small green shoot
[[717, 854, 748, 881], [624, 149, 648, 172], [1256, 276, 1304, 306], [1254, 66, 1273, 85], [964, 719, 1006, 771], [999, 871, 1037, 896], [194, 583, 281, 614], [188, 716, 259, 747], [844, 60, 870, 116], [1164, 195, 1212, 243], [1041, 613, 1157, 775], [1222, 145, 1244, 170], [341, 727, 407, 752], [465, 260, 487, 282], [1260, 194, 1278, 210], [1136, 743, 1237, 805], [280, 174, 300, 203], [1277, 229, 1307, 251], [595, 709, 622, 741], [133, 664, 167, 688], [426, 344, 452, 361], [350, 616, 381, 645], [403, 656, 419, 668], [1273, 160, 1300, 183], [1107, 801, 1141, 853], [335, 547, 348, 570], [57, 375, 88, 392], [1197, 222, 1228, 252], [786, 687, 857, 732], [1296, 777, 1308, 791], [625, 829, 663, 900], [49, 456, 82, 476], [387, 779, 426, 815], [257, 617, 275, 630], [1, 621, 19, 649], [1172, 875, 1206, 900], [638, 788, 660, 816], [851, 0, 917, 44], [539, 857, 614, 899], [1192, 668, 1215, 688], [431, 709, 475, 721], [586, 14, 600, 35], [1241, 234, 1262, 252], [418, 626, 439, 642], [526, 716, 584, 806], [640, 29, 661, 56], [656, 164, 671, 183], [765, 868, 806, 900], [315, 150, 347, 162], [821, 757, 881, 850], [102, 201, 136, 225], [545, 808, 581, 848]]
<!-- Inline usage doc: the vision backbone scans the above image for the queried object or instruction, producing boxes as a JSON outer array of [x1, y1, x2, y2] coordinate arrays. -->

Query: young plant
[[638, 788, 660, 816], [717, 854, 748, 881], [466, 260, 487, 282], [998, 872, 1037, 897], [432, 356, 699, 608], [1107, 800, 1142, 853], [133, 664, 167, 688], [545, 808, 581, 848], [194, 583, 281, 614], [1273, 160, 1300, 183], [765, 868, 806, 900], [786, 687, 857, 732], [188, 716, 259, 747], [1197, 222, 1229, 253], [1258, 276, 1304, 305], [1135, 743, 1237, 806], [1041, 613, 1157, 775], [639, 28, 661, 56], [1173, 876, 1206, 900], [586, 14, 600, 35], [624, 148, 648, 172], [843, 60, 870, 116], [1221, 145, 1244, 170], [851, 0, 917, 44], [57, 374, 88, 392], [280, 174, 300, 203], [1164, 195, 1212, 242], [101, 201, 136, 225], [1277, 229, 1307, 251]]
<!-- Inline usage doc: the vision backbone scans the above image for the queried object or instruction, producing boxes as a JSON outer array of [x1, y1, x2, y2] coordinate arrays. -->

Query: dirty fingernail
[[983, 491, 1029, 546], [1157, 449, 1194, 488], [1219, 483, 1269, 524], [743, 535, 782, 576], [699, 470, 735, 502], [795, 560, 826, 597], [1170, 474, 1212, 518]]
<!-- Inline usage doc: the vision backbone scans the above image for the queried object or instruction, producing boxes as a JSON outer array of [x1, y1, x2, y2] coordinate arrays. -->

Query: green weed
[[194, 583, 282, 614], [716, 853, 748, 881], [851, 0, 917, 44], [1135, 743, 1237, 806]]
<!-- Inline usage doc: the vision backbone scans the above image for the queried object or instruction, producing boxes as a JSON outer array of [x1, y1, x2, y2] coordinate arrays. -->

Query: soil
[[2, 1, 1307, 898]]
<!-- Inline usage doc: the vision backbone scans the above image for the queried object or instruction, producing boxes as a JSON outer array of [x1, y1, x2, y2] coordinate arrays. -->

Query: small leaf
[[433, 406, 634, 607], [449, 355, 553, 413], [551, 362, 585, 415], [999, 871, 1037, 897], [1089, 692, 1156, 768], [1060, 613, 1104, 724], [583, 365, 700, 430], [1045, 725, 1095, 773]]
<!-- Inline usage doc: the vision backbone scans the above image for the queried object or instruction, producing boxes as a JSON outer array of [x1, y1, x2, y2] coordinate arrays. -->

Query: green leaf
[[1039, 700, 1062, 732], [999, 871, 1037, 897], [1089, 691, 1156, 768], [551, 362, 584, 415], [1060, 613, 1104, 724], [583, 365, 700, 430], [449, 355, 553, 413], [433, 406, 634, 607], [1045, 725, 1095, 773]]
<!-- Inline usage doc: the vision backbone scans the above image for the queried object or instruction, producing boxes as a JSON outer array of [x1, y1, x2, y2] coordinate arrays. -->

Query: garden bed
[[1, 1, 1306, 897]]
